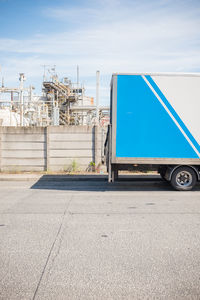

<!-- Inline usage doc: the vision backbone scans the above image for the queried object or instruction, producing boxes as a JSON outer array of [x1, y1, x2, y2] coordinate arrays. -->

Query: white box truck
[[105, 73, 200, 190]]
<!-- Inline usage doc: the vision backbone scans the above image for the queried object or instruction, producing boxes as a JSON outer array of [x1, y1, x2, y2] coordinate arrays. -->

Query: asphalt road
[[0, 175, 200, 300]]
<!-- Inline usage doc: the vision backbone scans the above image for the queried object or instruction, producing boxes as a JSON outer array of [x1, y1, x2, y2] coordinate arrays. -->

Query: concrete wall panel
[[2, 150, 45, 158], [50, 157, 92, 165], [2, 134, 45, 142], [49, 126, 93, 133], [0, 126, 106, 172], [3, 142, 45, 150], [2, 158, 45, 166], [49, 165, 90, 171], [50, 149, 93, 157], [50, 133, 93, 142], [50, 141, 93, 150], [1, 166, 44, 172]]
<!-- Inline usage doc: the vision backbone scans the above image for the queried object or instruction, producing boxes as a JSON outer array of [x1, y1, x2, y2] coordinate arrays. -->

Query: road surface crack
[[32, 195, 73, 300]]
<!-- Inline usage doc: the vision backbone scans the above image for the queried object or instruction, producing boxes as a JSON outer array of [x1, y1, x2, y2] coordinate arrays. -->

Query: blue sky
[[0, 0, 200, 104]]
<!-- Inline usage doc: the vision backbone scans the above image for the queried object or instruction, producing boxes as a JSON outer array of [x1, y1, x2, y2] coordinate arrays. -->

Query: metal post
[[94, 125, 99, 169], [0, 125, 2, 171], [96, 70, 100, 125], [11, 91, 13, 108], [10, 91, 13, 126], [77, 65, 79, 87], [81, 85, 84, 125], [19, 73, 25, 126], [29, 85, 33, 104], [51, 93, 55, 125], [20, 90, 23, 126], [45, 126, 50, 171], [101, 128, 105, 163], [43, 65, 46, 82]]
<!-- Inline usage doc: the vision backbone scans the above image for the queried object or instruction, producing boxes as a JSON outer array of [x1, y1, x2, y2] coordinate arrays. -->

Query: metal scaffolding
[[0, 69, 110, 127]]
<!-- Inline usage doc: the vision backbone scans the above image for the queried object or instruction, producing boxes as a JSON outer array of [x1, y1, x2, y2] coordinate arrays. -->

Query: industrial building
[[0, 68, 109, 127]]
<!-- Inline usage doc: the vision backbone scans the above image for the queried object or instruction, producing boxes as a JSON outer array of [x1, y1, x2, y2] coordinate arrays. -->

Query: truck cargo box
[[106, 73, 200, 190]]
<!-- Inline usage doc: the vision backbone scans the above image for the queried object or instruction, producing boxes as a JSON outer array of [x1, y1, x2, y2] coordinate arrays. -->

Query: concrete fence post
[[0, 125, 2, 172], [94, 125, 99, 168], [45, 126, 50, 171]]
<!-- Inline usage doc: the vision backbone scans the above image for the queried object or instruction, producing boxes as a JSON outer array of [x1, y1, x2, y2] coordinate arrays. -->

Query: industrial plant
[[0, 67, 109, 127]]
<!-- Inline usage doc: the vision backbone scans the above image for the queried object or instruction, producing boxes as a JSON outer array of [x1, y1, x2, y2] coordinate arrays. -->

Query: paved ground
[[0, 175, 200, 300]]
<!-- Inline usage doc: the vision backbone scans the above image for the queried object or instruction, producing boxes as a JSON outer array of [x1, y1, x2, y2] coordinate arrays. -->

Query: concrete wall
[[0, 126, 106, 172]]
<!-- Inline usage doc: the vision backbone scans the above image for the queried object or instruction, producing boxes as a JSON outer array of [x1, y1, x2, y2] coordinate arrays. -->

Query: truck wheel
[[170, 166, 197, 191]]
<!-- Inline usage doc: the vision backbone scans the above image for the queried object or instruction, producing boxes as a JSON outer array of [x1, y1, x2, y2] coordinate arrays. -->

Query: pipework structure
[[0, 74, 50, 126], [0, 69, 110, 127], [42, 68, 108, 126]]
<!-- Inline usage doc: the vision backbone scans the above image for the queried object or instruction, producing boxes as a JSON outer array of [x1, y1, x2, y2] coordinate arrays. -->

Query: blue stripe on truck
[[145, 75, 200, 154], [116, 75, 199, 159]]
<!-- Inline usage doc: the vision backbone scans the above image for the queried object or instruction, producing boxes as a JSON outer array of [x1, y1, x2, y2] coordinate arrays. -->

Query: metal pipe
[[10, 91, 14, 126], [77, 65, 79, 87], [96, 70, 100, 125], [19, 73, 25, 126]]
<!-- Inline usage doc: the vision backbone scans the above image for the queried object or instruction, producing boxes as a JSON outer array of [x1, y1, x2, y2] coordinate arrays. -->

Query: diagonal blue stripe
[[145, 75, 200, 154]]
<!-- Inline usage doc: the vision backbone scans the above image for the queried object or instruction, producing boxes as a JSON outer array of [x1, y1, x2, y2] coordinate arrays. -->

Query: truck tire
[[170, 166, 197, 191]]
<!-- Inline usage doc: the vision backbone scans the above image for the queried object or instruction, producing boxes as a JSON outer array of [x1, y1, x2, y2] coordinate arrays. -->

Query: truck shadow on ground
[[31, 174, 200, 192]]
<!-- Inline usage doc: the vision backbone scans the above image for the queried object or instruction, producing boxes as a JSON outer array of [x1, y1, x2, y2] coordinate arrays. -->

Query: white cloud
[[0, 0, 200, 103]]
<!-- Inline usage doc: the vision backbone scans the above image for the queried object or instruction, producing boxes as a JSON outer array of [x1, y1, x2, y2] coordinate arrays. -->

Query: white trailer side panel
[[152, 75, 200, 148]]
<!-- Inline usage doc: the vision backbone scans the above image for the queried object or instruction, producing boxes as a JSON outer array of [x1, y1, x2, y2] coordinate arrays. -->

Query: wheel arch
[[165, 165, 200, 181]]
